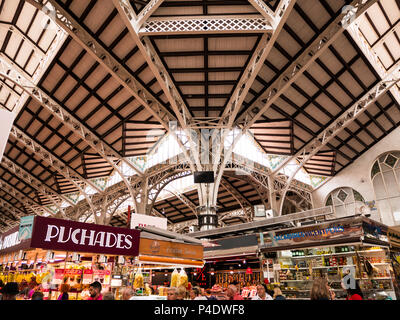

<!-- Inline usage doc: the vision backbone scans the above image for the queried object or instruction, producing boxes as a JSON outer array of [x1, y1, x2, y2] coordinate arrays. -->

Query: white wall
[[313, 125, 400, 225]]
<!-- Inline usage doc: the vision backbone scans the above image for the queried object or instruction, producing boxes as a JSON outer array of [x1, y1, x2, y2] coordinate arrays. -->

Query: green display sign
[[18, 215, 35, 241]]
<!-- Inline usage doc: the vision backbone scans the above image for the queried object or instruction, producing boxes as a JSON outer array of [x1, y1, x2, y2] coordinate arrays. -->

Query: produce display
[[170, 269, 179, 287], [177, 269, 188, 288], [133, 269, 144, 289]]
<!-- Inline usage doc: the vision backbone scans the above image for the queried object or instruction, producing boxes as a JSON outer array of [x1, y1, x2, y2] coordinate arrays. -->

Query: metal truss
[[211, 0, 295, 205], [163, 189, 197, 215], [0, 197, 26, 220], [220, 177, 253, 221], [69, 176, 142, 222], [0, 53, 142, 210], [8, 125, 100, 217], [139, 15, 274, 35], [134, 0, 165, 30], [208, 0, 379, 209], [25, 0, 176, 131], [148, 169, 192, 214], [276, 67, 400, 215], [113, 0, 202, 173], [235, 0, 378, 131], [0, 178, 55, 217], [0, 56, 143, 176], [347, 20, 400, 106], [1, 155, 75, 208]]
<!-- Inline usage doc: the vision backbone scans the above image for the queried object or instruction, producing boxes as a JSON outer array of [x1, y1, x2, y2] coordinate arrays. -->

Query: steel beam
[[211, 0, 296, 204], [113, 0, 202, 173], [0, 178, 56, 217], [277, 67, 400, 215], [347, 20, 400, 106], [25, 0, 176, 131], [0, 54, 142, 211], [135, 0, 165, 30], [235, 0, 378, 130], [1, 155, 75, 208]]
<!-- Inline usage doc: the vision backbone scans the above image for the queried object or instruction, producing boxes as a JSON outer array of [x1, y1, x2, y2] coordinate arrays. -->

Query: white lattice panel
[[140, 16, 274, 35]]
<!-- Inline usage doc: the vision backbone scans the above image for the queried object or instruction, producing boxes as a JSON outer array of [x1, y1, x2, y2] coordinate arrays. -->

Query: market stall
[[0, 215, 140, 300], [194, 234, 262, 297], [258, 216, 399, 300], [127, 226, 204, 299], [0, 217, 205, 300]]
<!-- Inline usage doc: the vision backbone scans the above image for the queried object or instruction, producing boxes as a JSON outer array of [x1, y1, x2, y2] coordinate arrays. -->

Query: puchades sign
[[30, 216, 141, 256]]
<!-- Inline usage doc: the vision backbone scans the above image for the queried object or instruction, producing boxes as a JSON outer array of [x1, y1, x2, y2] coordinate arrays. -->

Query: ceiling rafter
[[1, 154, 75, 207], [25, 0, 176, 132], [0, 178, 55, 217], [235, 0, 379, 130]]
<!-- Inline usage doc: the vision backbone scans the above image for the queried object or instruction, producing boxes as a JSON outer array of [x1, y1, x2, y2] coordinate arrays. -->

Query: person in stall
[[88, 281, 103, 300], [226, 284, 244, 300], [252, 283, 273, 300]]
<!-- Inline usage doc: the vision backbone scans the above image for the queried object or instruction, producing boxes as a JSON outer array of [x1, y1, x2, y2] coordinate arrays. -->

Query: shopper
[[0, 282, 20, 300], [310, 278, 332, 300], [122, 287, 135, 300], [176, 286, 187, 300], [273, 287, 286, 300], [167, 287, 178, 300], [252, 283, 273, 300], [226, 284, 243, 300], [88, 281, 103, 300], [103, 291, 115, 300], [58, 283, 70, 300], [344, 279, 364, 300], [31, 291, 44, 300], [190, 286, 207, 300]]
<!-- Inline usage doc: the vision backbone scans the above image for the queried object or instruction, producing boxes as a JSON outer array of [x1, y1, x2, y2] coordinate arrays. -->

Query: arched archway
[[371, 151, 400, 226], [325, 187, 365, 218]]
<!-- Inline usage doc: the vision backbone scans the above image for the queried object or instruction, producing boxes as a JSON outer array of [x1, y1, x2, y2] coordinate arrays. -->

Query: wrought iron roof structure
[[0, 0, 399, 232]]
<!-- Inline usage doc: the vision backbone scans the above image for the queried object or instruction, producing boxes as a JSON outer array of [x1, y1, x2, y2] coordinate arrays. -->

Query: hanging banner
[[30, 216, 141, 256], [259, 218, 364, 251], [0, 109, 15, 163]]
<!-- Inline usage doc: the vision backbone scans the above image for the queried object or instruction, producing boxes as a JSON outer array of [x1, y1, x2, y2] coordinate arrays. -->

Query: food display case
[[258, 216, 399, 300]]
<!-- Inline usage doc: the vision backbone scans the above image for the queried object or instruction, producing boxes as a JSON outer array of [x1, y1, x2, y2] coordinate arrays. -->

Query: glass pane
[[380, 162, 393, 172], [371, 161, 380, 179], [377, 200, 394, 226], [335, 204, 346, 217], [346, 203, 355, 216], [353, 190, 365, 202], [325, 195, 333, 206], [373, 174, 387, 200], [385, 154, 397, 167], [345, 188, 355, 204], [393, 151, 400, 158], [383, 170, 400, 197], [379, 154, 387, 163], [389, 198, 400, 225], [337, 189, 348, 202]]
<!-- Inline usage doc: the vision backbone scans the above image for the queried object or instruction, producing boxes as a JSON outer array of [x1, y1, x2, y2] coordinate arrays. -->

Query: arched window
[[325, 187, 365, 218], [371, 151, 400, 226]]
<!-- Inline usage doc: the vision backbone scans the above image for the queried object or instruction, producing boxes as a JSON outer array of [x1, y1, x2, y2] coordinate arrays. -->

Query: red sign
[[30, 216, 141, 256]]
